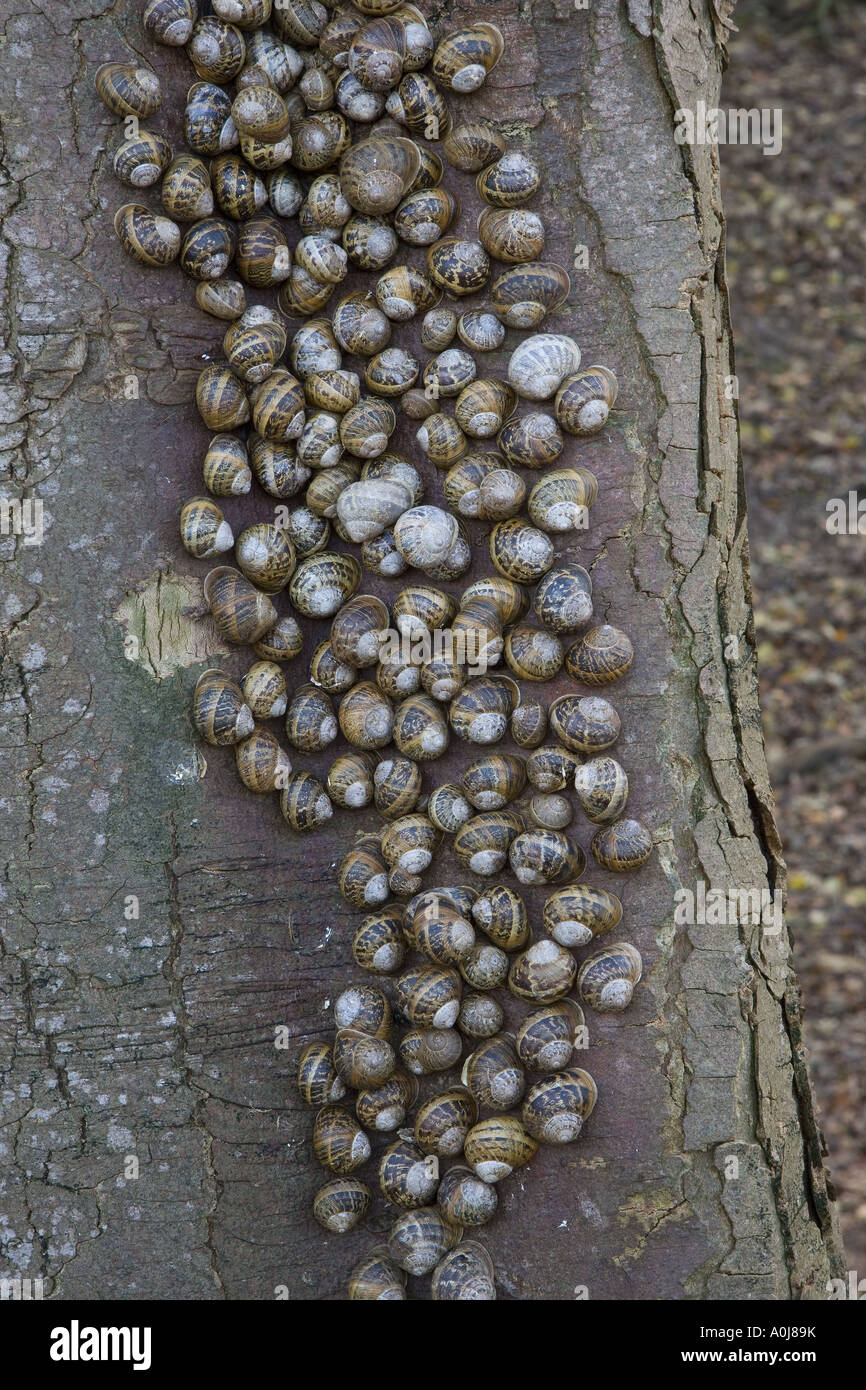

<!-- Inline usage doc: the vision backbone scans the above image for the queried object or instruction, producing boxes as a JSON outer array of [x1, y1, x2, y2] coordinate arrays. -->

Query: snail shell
[[414, 1087, 477, 1158], [295, 234, 348, 285], [210, 153, 267, 220], [288, 505, 331, 558], [555, 365, 618, 435], [187, 16, 246, 83], [406, 143, 443, 193], [289, 550, 360, 617], [509, 830, 585, 887], [477, 150, 541, 208], [453, 811, 523, 878], [392, 584, 456, 637], [251, 613, 303, 663], [511, 699, 548, 749], [376, 652, 421, 699], [112, 127, 173, 189], [379, 1138, 439, 1210], [298, 1041, 346, 1107], [339, 135, 421, 214], [114, 204, 181, 267], [393, 504, 459, 572], [310, 639, 355, 693], [444, 457, 523, 522], [290, 319, 341, 379], [462, 1035, 524, 1110], [394, 188, 457, 246], [196, 276, 246, 320], [232, 83, 291, 142], [443, 120, 505, 173], [279, 771, 333, 830], [235, 521, 296, 593], [298, 65, 335, 112], [356, 1071, 417, 1131], [304, 173, 352, 230], [363, 346, 420, 395], [392, 694, 449, 760], [214, 1, 274, 31], [334, 982, 391, 1037], [491, 262, 571, 330], [306, 455, 358, 515], [313, 1176, 371, 1234], [237, 218, 292, 288], [338, 680, 394, 750], [431, 1241, 496, 1301], [333, 291, 392, 356], [399, 1027, 462, 1076], [462, 754, 526, 813], [578, 942, 643, 1012], [203, 565, 276, 643], [515, 1001, 586, 1072], [549, 694, 621, 755], [407, 896, 475, 966], [498, 411, 563, 469], [249, 368, 305, 442], [239, 130, 293, 172], [246, 27, 304, 88], [463, 1116, 537, 1183], [591, 817, 653, 872], [184, 81, 238, 158], [386, 72, 451, 140], [249, 435, 309, 499], [144, 0, 196, 47], [471, 884, 529, 952], [457, 309, 505, 353], [415, 412, 468, 468], [331, 594, 389, 666], [273, 0, 328, 46], [437, 1165, 498, 1228], [328, 750, 377, 809], [522, 1068, 598, 1144], [335, 69, 386, 122], [353, 904, 407, 974], [333, 1026, 396, 1089], [420, 307, 457, 351], [342, 214, 399, 271], [507, 333, 582, 400], [180, 497, 233, 559], [348, 17, 407, 92], [543, 884, 623, 948], [339, 838, 389, 908], [529, 793, 572, 830], [504, 622, 563, 682], [162, 154, 214, 222], [427, 238, 491, 296], [528, 467, 597, 532], [179, 216, 237, 281], [393, 3, 433, 70], [432, 22, 504, 92], [458, 993, 504, 1039], [461, 576, 529, 627], [380, 813, 440, 875], [203, 434, 251, 498], [340, 396, 397, 458], [192, 669, 254, 747], [285, 683, 337, 752], [388, 1207, 462, 1277], [278, 265, 335, 318], [223, 311, 286, 385], [96, 61, 161, 118], [266, 167, 304, 217], [374, 756, 422, 820], [427, 783, 472, 834], [490, 519, 554, 583], [420, 647, 466, 703], [455, 380, 516, 439], [296, 411, 342, 470], [241, 660, 287, 720], [313, 1104, 371, 1173], [533, 563, 593, 634], [479, 207, 545, 264], [509, 940, 577, 1002], [449, 676, 519, 746], [305, 368, 361, 414], [291, 112, 351, 173], [375, 263, 440, 321], [566, 624, 634, 686], [348, 1246, 407, 1301], [394, 964, 461, 1029], [525, 744, 581, 792], [574, 756, 629, 823]]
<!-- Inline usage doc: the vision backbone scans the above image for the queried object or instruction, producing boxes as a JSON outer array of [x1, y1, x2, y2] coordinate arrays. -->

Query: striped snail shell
[[566, 624, 634, 686], [376, 652, 421, 699], [303, 172, 352, 229], [455, 380, 516, 439], [203, 565, 276, 643], [231, 83, 291, 142], [213, 1, 272, 30], [491, 262, 571, 330], [458, 993, 504, 1039], [348, 17, 407, 93], [427, 238, 491, 296], [333, 290, 392, 355], [528, 467, 597, 532], [203, 434, 251, 497], [266, 167, 304, 217], [162, 154, 213, 221], [180, 497, 233, 559], [555, 366, 618, 435], [464, 1116, 537, 1184], [507, 333, 582, 400], [591, 817, 652, 872], [443, 119, 505, 173], [96, 61, 161, 118], [393, 504, 459, 572], [242, 660, 287, 720], [388, 1207, 462, 1277], [449, 675, 519, 746], [295, 233, 348, 285], [453, 811, 523, 878], [549, 694, 621, 755], [529, 793, 572, 830], [347, 1246, 407, 1301], [515, 1001, 586, 1072], [330, 594, 389, 667], [334, 981, 391, 1037], [112, 128, 172, 189], [353, 904, 407, 974], [407, 897, 475, 966], [246, 27, 304, 87], [419, 647, 465, 703], [179, 215, 237, 281], [339, 135, 420, 213], [423, 346, 476, 399], [504, 622, 563, 682], [338, 837, 389, 909], [414, 1087, 477, 1158], [184, 82, 238, 158], [310, 639, 355, 693], [187, 16, 246, 83], [290, 319, 341, 378], [479, 206, 545, 264], [278, 265, 334, 318], [533, 563, 593, 634], [433, 22, 503, 91], [327, 750, 377, 809], [340, 396, 397, 458], [525, 744, 582, 792], [249, 435, 309, 499], [578, 942, 643, 1012], [392, 584, 456, 637], [240, 128, 293, 174], [462, 754, 526, 813], [335, 69, 386, 122], [192, 669, 254, 747], [196, 276, 246, 320], [249, 368, 305, 441], [210, 153, 267, 220], [114, 204, 181, 267], [415, 412, 468, 468], [251, 613, 303, 663], [312, 1104, 371, 1174], [297, 1041, 346, 1107], [342, 214, 399, 270], [296, 411, 342, 470], [490, 519, 555, 583], [394, 188, 457, 246], [305, 368, 361, 414], [477, 150, 541, 207], [427, 783, 472, 834], [375, 263, 440, 321], [511, 698, 548, 750], [444, 456, 522, 522], [379, 1138, 439, 1208], [392, 694, 449, 760], [291, 111, 352, 173], [508, 940, 577, 1003], [313, 1177, 371, 1235], [223, 310, 286, 385], [522, 1068, 598, 1144], [471, 884, 529, 952], [399, 1026, 462, 1076], [235, 521, 296, 592], [420, 307, 458, 351], [574, 756, 629, 823], [272, 0, 328, 46], [285, 683, 337, 752], [306, 455, 358, 515], [457, 309, 505, 353], [509, 830, 585, 887], [431, 1241, 496, 1301], [498, 411, 563, 468], [407, 884, 477, 921], [394, 964, 462, 1030], [337, 681, 393, 750], [437, 1166, 498, 1228], [460, 576, 530, 627], [462, 1034, 524, 1110], [364, 346, 420, 395], [356, 1072, 417, 1132], [289, 550, 360, 618], [386, 71, 451, 140], [333, 1026, 396, 1089], [393, 3, 434, 69], [408, 142, 444, 191], [237, 218, 292, 288], [543, 884, 623, 949], [373, 756, 422, 820], [144, 0, 196, 47], [380, 813, 440, 875]]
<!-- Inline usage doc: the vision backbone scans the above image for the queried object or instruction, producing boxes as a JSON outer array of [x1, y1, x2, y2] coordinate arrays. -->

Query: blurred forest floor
[[723, 0, 866, 1273]]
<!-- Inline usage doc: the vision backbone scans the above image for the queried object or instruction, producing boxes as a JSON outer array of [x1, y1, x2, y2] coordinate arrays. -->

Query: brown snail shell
[[444, 456, 523, 522], [187, 16, 246, 83], [533, 563, 593, 634], [339, 680, 394, 750], [196, 277, 246, 320], [347, 1245, 407, 1301], [333, 1026, 396, 1089], [298, 1040, 346, 1107], [210, 153, 268, 221], [461, 1034, 524, 1110], [291, 112, 351, 173], [462, 755, 526, 813], [353, 904, 407, 974], [295, 233, 348, 285], [463, 1116, 537, 1183], [290, 319, 341, 379], [443, 120, 505, 173], [386, 71, 451, 140], [249, 368, 305, 441], [394, 188, 457, 247], [507, 333, 582, 400], [388, 1207, 462, 1277], [479, 207, 545, 264], [285, 683, 337, 752], [289, 551, 360, 618], [331, 594, 390, 667], [543, 884, 623, 949], [231, 83, 291, 142], [251, 613, 303, 663], [504, 622, 563, 682], [449, 676, 519, 746], [491, 262, 571, 329], [427, 238, 491, 296], [340, 396, 397, 458], [489, 519, 555, 583], [566, 624, 634, 685], [508, 830, 585, 887], [112, 127, 173, 189], [339, 135, 421, 214], [192, 669, 254, 747], [392, 585, 456, 638], [578, 942, 643, 1012], [374, 756, 423, 820], [144, 0, 196, 47], [522, 1068, 598, 1144], [212, 1, 271, 29], [591, 818, 653, 872], [348, 17, 407, 93], [280, 771, 333, 830], [525, 744, 581, 792], [477, 150, 541, 208], [203, 434, 251, 497], [249, 435, 309, 499], [392, 694, 449, 761], [334, 982, 391, 1038], [394, 964, 461, 1030], [414, 1087, 477, 1158], [423, 346, 476, 399], [313, 1176, 371, 1234], [223, 310, 286, 385], [313, 1104, 371, 1173], [399, 1027, 462, 1076], [431, 1241, 497, 1301], [203, 565, 276, 643], [306, 459, 360, 517], [515, 1001, 586, 1073], [574, 756, 629, 823], [241, 661, 287, 720], [273, 0, 328, 46], [549, 694, 621, 755], [305, 368, 361, 414], [342, 214, 400, 270], [375, 263, 440, 321], [511, 699, 548, 750], [114, 204, 181, 267], [335, 69, 386, 122], [415, 412, 468, 468], [471, 884, 529, 952], [237, 218, 292, 288], [528, 467, 597, 532], [327, 751, 377, 809], [239, 130, 293, 172], [338, 838, 389, 909], [379, 1138, 439, 1210], [457, 309, 505, 353], [380, 813, 440, 875], [310, 639, 355, 694], [356, 1072, 417, 1131], [455, 379, 516, 440], [498, 411, 564, 469], [184, 81, 238, 158], [304, 173, 352, 229], [96, 61, 162, 118], [432, 22, 504, 92], [420, 648, 466, 703], [529, 793, 573, 830], [376, 652, 421, 699], [458, 994, 504, 1039], [296, 411, 343, 470], [267, 167, 304, 216], [180, 215, 237, 281], [420, 307, 458, 351], [180, 497, 233, 559], [461, 576, 529, 627], [427, 783, 472, 834], [235, 522, 296, 592], [555, 365, 618, 435], [407, 897, 475, 966], [162, 153, 215, 221], [298, 65, 335, 113], [453, 811, 523, 878], [363, 346, 420, 395], [508, 940, 577, 1003], [437, 1165, 498, 1228]]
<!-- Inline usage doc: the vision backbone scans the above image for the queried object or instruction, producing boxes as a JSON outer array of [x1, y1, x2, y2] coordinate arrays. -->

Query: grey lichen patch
[[114, 568, 226, 680]]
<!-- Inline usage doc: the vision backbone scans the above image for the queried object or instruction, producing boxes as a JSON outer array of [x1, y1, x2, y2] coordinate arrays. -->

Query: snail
[[408, 142, 444, 191], [549, 694, 621, 754], [508, 829, 585, 887], [306, 459, 359, 516], [184, 82, 238, 158], [310, 640, 355, 694], [415, 412, 468, 468], [374, 757, 423, 819], [443, 120, 505, 173], [335, 70, 386, 122], [455, 380, 517, 439], [249, 435, 309, 498], [427, 237, 491, 296], [479, 207, 546, 264], [223, 309, 286, 385], [210, 153, 267, 221], [461, 576, 530, 627], [504, 622, 564, 683], [399, 1027, 463, 1076], [453, 811, 523, 877], [180, 497, 233, 559], [407, 884, 476, 921], [528, 793, 572, 830], [427, 783, 472, 834], [392, 585, 455, 637], [591, 818, 653, 872], [392, 694, 449, 760], [458, 993, 504, 1039], [356, 1071, 418, 1132], [364, 346, 420, 395], [197, 363, 250, 432], [295, 234, 348, 285], [273, 0, 329, 47], [555, 366, 618, 435], [203, 435, 251, 498], [508, 940, 577, 1002], [235, 522, 296, 592], [96, 61, 162, 118], [290, 319, 341, 379], [267, 167, 305, 217], [330, 594, 389, 667], [338, 838, 389, 909], [298, 65, 335, 113], [338, 680, 394, 750], [457, 310, 505, 354], [246, 27, 304, 89], [394, 188, 457, 246], [407, 897, 475, 966], [449, 676, 519, 746], [375, 263, 440, 321], [491, 262, 571, 329], [463, 1116, 537, 1183], [296, 411, 343, 470], [232, 83, 291, 142], [507, 334, 582, 400], [339, 135, 420, 214], [543, 884, 623, 948], [328, 750, 377, 809], [376, 651, 421, 699], [305, 368, 361, 414], [528, 467, 597, 532], [458, 949, 505, 996], [313, 1177, 371, 1234], [297, 1041, 346, 1107], [498, 412, 563, 469], [511, 698, 548, 750], [522, 1068, 598, 1144], [363, 452, 424, 502], [280, 771, 333, 830], [187, 16, 246, 84], [347, 1246, 407, 1301], [386, 72, 452, 140], [203, 566, 277, 644], [431, 1241, 497, 1301], [393, 504, 459, 572], [112, 128, 173, 189], [196, 277, 246, 320], [394, 964, 461, 1029], [525, 744, 581, 792], [252, 614, 303, 664], [489, 519, 555, 583], [380, 813, 440, 875], [303, 173, 352, 231], [161, 154, 214, 222], [437, 1165, 498, 1228], [114, 204, 181, 267], [477, 150, 541, 208], [340, 397, 396, 458], [241, 661, 287, 720], [420, 649, 466, 703], [353, 904, 407, 973], [342, 214, 400, 270], [471, 884, 529, 952], [388, 1207, 462, 1277], [414, 1087, 477, 1158], [393, 4, 434, 70], [291, 112, 351, 173], [333, 1026, 396, 1089], [432, 22, 504, 92], [444, 457, 525, 522], [461, 1035, 525, 1110], [192, 669, 254, 747], [420, 307, 458, 351], [237, 218, 293, 288], [279, 265, 335, 317], [239, 130, 294, 172], [348, 17, 407, 93], [334, 982, 391, 1038], [574, 756, 629, 823], [249, 368, 305, 442], [379, 1137, 439, 1209], [533, 563, 593, 633], [312, 1104, 371, 1174], [566, 624, 634, 686], [462, 754, 526, 813], [143, 0, 197, 47], [515, 1001, 586, 1072], [289, 551, 360, 618], [423, 347, 477, 399]]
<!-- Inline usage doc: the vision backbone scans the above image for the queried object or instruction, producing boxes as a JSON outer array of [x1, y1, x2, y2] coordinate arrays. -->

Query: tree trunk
[[0, 0, 846, 1299]]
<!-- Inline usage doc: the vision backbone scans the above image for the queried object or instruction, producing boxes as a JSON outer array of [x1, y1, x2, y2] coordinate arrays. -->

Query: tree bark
[[0, 0, 846, 1299]]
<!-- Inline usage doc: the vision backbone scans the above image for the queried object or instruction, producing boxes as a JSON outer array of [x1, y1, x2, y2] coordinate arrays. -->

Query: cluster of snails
[[103, 0, 647, 1299]]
